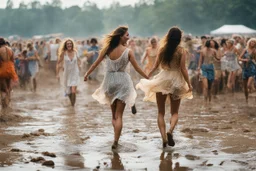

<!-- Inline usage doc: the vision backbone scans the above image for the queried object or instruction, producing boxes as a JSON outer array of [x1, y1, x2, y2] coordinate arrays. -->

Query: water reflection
[[159, 152, 173, 171], [63, 109, 85, 169], [159, 152, 190, 171], [111, 152, 124, 170]]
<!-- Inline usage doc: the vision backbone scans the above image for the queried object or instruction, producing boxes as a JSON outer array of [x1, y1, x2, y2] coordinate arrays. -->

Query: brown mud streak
[[179, 93, 256, 154]]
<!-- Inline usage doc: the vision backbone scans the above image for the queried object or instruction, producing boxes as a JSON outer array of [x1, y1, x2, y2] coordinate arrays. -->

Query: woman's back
[[105, 47, 130, 72], [161, 46, 183, 71]]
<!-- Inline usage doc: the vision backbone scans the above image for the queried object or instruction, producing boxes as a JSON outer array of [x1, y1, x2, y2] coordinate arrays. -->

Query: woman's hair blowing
[[100, 26, 128, 56]]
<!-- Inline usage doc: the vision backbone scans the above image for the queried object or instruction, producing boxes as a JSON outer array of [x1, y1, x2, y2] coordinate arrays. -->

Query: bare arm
[[180, 52, 192, 90], [197, 51, 203, 71], [148, 53, 160, 78], [84, 50, 105, 81], [238, 49, 247, 62], [129, 50, 148, 79], [56, 52, 64, 76]]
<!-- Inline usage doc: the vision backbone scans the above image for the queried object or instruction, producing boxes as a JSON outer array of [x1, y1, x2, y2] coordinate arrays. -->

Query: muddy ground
[[0, 72, 256, 171]]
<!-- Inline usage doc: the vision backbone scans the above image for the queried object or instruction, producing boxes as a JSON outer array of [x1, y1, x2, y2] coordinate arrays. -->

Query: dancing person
[[84, 26, 148, 149], [238, 38, 256, 102], [26, 43, 40, 92], [49, 38, 61, 74], [211, 40, 222, 98], [141, 37, 158, 75], [224, 39, 241, 92], [136, 27, 193, 148], [198, 40, 217, 102], [0, 38, 18, 108], [57, 39, 80, 107], [87, 38, 99, 80]]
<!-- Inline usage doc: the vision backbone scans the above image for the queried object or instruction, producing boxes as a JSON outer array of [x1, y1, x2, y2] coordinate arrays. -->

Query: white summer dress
[[92, 48, 137, 107], [136, 47, 193, 102], [63, 52, 80, 95]]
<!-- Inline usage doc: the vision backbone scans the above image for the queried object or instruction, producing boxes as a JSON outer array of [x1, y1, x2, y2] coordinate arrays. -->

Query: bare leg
[[243, 79, 248, 102], [248, 77, 254, 93], [33, 78, 37, 92], [70, 86, 77, 106], [169, 97, 181, 134], [112, 99, 126, 149], [156, 92, 167, 146], [202, 78, 208, 102], [111, 100, 117, 129]]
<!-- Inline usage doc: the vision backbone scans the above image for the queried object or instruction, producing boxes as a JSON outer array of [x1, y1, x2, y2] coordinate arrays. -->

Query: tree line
[[0, 0, 255, 37]]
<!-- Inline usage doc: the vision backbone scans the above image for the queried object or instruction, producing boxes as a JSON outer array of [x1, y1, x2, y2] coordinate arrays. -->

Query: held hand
[[188, 84, 193, 92], [84, 75, 88, 81]]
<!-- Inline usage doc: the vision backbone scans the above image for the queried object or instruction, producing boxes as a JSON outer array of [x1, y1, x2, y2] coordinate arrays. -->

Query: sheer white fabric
[[92, 48, 137, 107]]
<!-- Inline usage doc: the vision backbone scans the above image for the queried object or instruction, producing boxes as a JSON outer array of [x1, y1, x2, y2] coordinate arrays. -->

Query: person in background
[[238, 38, 256, 102], [26, 43, 40, 92], [87, 38, 99, 80]]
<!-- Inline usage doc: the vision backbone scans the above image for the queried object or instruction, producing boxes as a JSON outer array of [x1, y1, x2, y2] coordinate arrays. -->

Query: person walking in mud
[[26, 43, 40, 92], [136, 27, 193, 148], [198, 40, 218, 102], [0, 38, 18, 108], [238, 38, 256, 102], [84, 26, 148, 149], [57, 39, 80, 107]]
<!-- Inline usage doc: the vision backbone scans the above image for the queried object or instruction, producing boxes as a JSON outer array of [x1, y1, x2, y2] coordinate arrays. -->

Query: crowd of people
[[1, 26, 256, 149]]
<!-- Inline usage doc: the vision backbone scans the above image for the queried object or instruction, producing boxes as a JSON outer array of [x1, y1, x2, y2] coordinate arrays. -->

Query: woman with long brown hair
[[57, 39, 80, 106], [136, 27, 193, 148], [84, 26, 148, 149]]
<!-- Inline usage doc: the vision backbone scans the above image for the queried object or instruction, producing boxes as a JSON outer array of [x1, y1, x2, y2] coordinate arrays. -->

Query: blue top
[[88, 45, 99, 64]]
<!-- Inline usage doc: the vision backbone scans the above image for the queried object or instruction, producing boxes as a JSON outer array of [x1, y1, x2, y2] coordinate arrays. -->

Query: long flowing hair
[[158, 26, 182, 68], [246, 38, 256, 50], [58, 38, 76, 59], [100, 26, 128, 56]]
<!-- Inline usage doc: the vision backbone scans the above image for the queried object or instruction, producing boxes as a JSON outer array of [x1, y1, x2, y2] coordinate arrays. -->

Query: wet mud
[[0, 73, 256, 170]]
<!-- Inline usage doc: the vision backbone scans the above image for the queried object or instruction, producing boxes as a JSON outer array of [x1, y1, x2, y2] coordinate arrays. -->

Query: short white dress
[[63, 52, 80, 95], [136, 47, 193, 102], [92, 48, 137, 107]]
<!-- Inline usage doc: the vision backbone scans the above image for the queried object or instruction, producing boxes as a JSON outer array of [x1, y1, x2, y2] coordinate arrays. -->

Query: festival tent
[[210, 25, 256, 35]]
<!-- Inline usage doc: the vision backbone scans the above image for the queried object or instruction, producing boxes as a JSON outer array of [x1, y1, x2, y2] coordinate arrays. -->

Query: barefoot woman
[[84, 26, 148, 149], [136, 27, 193, 148]]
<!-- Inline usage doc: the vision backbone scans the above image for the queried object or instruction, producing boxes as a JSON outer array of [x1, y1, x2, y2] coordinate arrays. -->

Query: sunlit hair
[[158, 26, 182, 68], [150, 37, 157, 46], [128, 39, 134, 46], [246, 38, 256, 49], [58, 38, 77, 59], [100, 26, 128, 56], [227, 39, 235, 45]]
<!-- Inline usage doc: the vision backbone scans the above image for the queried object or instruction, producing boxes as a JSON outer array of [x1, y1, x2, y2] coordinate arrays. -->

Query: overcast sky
[[0, 0, 139, 9]]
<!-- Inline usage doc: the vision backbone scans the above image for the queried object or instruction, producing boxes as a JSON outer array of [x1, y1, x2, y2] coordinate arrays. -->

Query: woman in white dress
[[136, 27, 193, 148], [84, 26, 148, 149], [57, 39, 80, 106]]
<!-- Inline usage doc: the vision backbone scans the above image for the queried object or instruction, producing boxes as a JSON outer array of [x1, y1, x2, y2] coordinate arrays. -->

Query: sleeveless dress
[[92, 48, 137, 107], [63, 52, 80, 95], [27, 50, 39, 78], [224, 49, 241, 72], [242, 50, 256, 80], [145, 48, 157, 73], [136, 47, 193, 102]]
